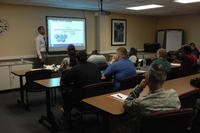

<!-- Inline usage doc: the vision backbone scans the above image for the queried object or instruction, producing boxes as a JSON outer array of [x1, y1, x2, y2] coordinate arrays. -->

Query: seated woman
[[111, 64, 180, 133], [189, 42, 199, 59], [151, 48, 171, 72], [60, 44, 77, 71], [128, 47, 138, 66], [87, 50, 108, 70], [179, 45, 198, 75]]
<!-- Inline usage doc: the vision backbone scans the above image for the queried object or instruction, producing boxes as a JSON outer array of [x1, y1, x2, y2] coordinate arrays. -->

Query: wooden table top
[[11, 68, 60, 77], [83, 73, 200, 115], [34, 77, 61, 88], [11, 69, 30, 76]]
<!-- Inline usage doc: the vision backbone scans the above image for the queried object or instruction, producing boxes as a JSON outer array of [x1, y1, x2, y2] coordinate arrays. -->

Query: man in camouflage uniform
[[111, 63, 181, 133]]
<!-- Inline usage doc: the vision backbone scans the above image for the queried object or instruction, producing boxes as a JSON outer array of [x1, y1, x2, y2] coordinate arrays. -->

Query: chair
[[24, 69, 52, 110], [179, 90, 200, 108], [96, 62, 108, 71], [61, 82, 115, 128], [120, 75, 144, 90], [82, 81, 115, 98], [138, 108, 193, 133]]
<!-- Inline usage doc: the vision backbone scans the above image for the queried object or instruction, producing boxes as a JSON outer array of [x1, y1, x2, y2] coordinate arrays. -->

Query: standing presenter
[[35, 26, 47, 67]]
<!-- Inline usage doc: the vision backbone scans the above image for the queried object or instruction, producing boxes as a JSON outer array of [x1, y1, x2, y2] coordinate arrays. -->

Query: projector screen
[[46, 16, 86, 53]]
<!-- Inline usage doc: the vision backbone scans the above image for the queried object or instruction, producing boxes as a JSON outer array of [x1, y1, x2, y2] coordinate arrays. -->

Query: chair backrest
[[179, 90, 200, 108], [120, 75, 144, 90], [96, 62, 108, 71], [25, 69, 52, 90], [60, 82, 114, 112], [139, 108, 193, 133], [82, 82, 115, 99]]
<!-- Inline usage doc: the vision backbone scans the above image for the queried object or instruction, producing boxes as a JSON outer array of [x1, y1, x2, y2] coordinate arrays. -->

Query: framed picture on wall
[[111, 19, 127, 46]]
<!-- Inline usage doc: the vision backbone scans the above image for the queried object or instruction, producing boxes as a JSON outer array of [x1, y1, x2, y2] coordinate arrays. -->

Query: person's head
[[189, 42, 196, 50], [183, 45, 192, 55], [157, 48, 167, 59], [145, 64, 167, 91], [129, 47, 137, 57], [37, 26, 45, 35], [116, 47, 128, 59], [91, 50, 98, 55], [67, 44, 76, 66], [67, 44, 76, 56], [76, 51, 88, 64]]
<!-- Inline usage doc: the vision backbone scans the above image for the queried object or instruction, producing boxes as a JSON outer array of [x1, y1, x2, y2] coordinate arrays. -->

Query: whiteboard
[[166, 30, 183, 52], [157, 31, 165, 48]]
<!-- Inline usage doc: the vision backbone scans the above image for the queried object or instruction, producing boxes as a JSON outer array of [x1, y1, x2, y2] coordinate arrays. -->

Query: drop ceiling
[[1, 0, 200, 16]]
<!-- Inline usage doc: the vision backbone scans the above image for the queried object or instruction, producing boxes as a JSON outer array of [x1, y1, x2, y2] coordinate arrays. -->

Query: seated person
[[189, 42, 199, 59], [60, 44, 77, 71], [151, 48, 171, 72], [103, 47, 136, 89], [179, 45, 198, 75], [87, 50, 108, 70], [61, 51, 101, 89], [112, 64, 180, 133], [128, 47, 138, 65]]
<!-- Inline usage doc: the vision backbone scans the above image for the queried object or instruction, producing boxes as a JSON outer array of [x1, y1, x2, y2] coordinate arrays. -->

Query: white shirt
[[35, 34, 46, 59], [129, 55, 137, 63], [87, 55, 107, 64]]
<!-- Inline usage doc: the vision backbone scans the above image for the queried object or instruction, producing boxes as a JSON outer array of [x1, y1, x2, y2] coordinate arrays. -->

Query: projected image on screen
[[46, 16, 86, 53]]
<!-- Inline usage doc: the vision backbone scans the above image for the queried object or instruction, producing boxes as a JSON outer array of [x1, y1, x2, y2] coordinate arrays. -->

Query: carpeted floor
[[0, 91, 103, 133]]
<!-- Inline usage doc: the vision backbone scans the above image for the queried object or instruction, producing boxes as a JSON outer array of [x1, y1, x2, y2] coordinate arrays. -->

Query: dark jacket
[[61, 62, 101, 87]]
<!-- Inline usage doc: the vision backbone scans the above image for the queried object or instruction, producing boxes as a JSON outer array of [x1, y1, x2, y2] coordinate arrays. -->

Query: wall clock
[[0, 18, 9, 34]]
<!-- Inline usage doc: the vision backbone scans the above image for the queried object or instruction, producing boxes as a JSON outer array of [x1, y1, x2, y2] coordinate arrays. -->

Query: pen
[[117, 94, 122, 98]]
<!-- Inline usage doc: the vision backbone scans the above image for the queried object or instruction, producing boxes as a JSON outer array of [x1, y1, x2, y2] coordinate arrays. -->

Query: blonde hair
[[157, 48, 167, 58]]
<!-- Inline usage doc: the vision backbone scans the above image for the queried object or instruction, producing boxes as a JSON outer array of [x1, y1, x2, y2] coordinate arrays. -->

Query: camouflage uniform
[[111, 85, 181, 133]]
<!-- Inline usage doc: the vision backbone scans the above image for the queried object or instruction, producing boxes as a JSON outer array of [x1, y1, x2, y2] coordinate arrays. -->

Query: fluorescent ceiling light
[[126, 4, 164, 10], [174, 0, 200, 3]]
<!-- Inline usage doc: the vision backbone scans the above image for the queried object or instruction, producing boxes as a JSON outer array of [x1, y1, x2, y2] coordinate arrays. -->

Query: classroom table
[[82, 73, 200, 115], [11, 69, 30, 105], [11, 68, 60, 106], [34, 77, 61, 131]]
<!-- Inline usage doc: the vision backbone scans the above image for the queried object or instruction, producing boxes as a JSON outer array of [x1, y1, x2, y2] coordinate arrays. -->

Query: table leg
[[39, 87, 58, 132], [17, 76, 25, 105]]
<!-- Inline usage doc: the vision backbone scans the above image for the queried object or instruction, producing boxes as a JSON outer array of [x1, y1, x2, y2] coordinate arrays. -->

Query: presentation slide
[[46, 16, 86, 53]]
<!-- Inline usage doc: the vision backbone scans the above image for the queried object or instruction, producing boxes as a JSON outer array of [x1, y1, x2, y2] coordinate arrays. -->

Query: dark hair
[[183, 45, 192, 54], [189, 42, 196, 47], [37, 26, 44, 32], [129, 47, 137, 56], [67, 44, 77, 67], [76, 51, 87, 64], [91, 50, 99, 55], [117, 47, 128, 57], [148, 64, 167, 85]]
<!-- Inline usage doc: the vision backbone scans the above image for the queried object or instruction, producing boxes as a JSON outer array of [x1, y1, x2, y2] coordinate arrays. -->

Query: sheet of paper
[[110, 93, 128, 101], [136, 70, 146, 73], [171, 63, 181, 67]]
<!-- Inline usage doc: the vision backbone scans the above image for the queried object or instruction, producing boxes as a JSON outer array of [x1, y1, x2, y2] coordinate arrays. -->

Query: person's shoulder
[[87, 62, 98, 67], [164, 89, 178, 95]]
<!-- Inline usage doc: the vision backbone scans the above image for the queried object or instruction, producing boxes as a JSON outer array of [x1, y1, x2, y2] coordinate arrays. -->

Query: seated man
[[151, 48, 171, 72], [103, 47, 136, 89], [61, 51, 101, 94], [112, 64, 181, 133]]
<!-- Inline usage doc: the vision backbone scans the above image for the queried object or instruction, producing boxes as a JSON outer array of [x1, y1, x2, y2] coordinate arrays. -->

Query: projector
[[95, 11, 111, 16]]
